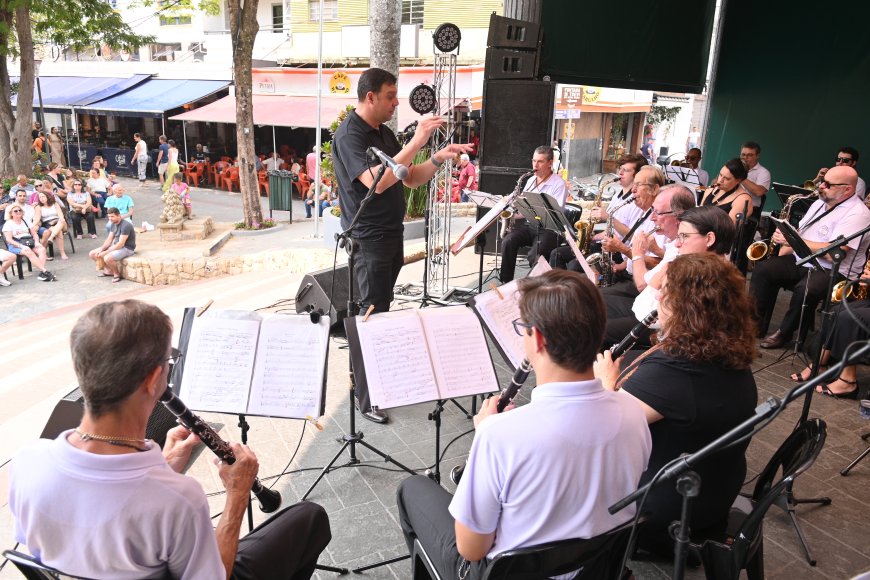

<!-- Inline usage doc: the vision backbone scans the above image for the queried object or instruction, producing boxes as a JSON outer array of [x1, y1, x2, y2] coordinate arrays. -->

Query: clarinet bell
[[253, 481, 283, 513]]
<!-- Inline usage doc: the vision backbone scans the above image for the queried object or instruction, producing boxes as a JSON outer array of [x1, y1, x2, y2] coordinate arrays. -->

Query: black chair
[[411, 518, 638, 580], [1, 236, 32, 280], [691, 418, 828, 580], [2, 549, 90, 579]]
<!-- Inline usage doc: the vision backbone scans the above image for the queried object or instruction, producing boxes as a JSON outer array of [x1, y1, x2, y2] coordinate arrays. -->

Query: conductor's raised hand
[[217, 443, 259, 496], [433, 143, 475, 165], [411, 115, 445, 146]]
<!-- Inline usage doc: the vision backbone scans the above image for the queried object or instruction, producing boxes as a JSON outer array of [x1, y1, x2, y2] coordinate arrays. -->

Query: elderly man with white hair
[[457, 153, 477, 202], [103, 183, 135, 224]]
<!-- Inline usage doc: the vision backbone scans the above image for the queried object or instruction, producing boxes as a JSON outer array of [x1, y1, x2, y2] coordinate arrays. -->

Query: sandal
[[112, 276, 122, 283], [97, 272, 112, 278], [790, 366, 827, 382], [816, 378, 859, 399]]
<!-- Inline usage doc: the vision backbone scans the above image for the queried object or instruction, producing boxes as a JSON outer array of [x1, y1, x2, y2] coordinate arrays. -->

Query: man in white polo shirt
[[396, 270, 651, 580]]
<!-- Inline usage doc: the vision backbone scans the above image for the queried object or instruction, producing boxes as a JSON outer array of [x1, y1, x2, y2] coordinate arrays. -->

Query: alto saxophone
[[501, 171, 534, 236], [747, 189, 819, 261], [598, 194, 637, 287]]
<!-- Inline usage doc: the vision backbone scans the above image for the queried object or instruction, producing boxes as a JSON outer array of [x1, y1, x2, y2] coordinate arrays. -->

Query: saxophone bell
[[746, 240, 774, 261]]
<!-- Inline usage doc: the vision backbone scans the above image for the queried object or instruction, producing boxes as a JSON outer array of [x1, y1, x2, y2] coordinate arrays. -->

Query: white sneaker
[[0, 277, 10, 287]]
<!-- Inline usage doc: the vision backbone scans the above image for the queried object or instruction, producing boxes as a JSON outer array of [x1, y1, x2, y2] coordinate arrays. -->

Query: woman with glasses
[[595, 254, 757, 557], [2, 204, 54, 281], [699, 158, 752, 225], [34, 190, 69, 260], [69, 181, 97, 239]]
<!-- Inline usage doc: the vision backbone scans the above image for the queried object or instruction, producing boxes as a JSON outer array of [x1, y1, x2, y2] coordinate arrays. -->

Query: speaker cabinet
[[484, 48, 539, 80], [486, 13, 541, 50], [295, 265, 354, 328], [41, 387, 179, 448], [478, 80, 555, 170]]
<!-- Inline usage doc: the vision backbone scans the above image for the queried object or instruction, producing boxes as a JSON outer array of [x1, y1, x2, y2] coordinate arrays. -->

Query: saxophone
[[598, 194, 637, 287], [747, 189, 819, 261], [501, 171, 534, 236], [575, 177, 617, 253]]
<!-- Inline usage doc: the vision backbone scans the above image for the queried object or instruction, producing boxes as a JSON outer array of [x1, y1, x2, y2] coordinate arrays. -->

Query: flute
[[159, 388, 282, 513]]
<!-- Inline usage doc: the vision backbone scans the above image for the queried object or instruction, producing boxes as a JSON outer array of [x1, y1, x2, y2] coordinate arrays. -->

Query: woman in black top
[[595, 254, 758, 556], [700, 157, 753, 224]]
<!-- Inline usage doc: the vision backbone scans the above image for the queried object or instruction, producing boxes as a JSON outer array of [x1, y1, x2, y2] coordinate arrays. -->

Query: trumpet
[[832, 280, 868, 303]]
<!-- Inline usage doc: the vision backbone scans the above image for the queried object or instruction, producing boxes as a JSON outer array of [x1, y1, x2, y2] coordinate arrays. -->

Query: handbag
[[42, 217, 59, 228], [16, 234, 35, 248]]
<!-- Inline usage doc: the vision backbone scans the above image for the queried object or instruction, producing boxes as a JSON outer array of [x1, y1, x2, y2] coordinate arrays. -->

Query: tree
[[0, 0, 152, 176], [369, 0, 400, 132], [227, 0, 263, 228]]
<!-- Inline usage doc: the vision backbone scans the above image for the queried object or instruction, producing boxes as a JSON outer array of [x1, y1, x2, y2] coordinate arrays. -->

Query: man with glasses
[[396, 270, 650, 580], [9, 300, 331, 579], [814, 146, 865, 200], [753, 165, 870, 349]]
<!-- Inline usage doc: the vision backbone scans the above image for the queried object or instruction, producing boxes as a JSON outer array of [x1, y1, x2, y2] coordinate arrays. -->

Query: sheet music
[[529, 255, 552, 277], [419, 307, 498, 399], [564, 226, 599, 285], [355, 310, 439, 409], [247, 315, 329, 418], [180, 314, 261, 413], [471, 281, 524, 369], [451, 193, 515, 255]]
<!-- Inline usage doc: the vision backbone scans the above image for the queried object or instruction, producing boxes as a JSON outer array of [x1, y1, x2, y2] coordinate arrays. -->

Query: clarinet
[[450, 359, 534, 484], [160, 388, 282, 513], [610, 310, 658, 359]]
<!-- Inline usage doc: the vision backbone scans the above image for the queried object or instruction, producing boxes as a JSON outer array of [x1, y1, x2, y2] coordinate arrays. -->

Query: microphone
[[610, 310, 658, 359], [369, 147, 409, 180]]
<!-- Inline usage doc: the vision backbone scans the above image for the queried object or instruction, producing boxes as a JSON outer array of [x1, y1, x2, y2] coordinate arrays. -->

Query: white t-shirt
[[856, 176, 866, 200], [9, 431, 225, 580], [3, 218, 33, 240], [263, 156, 280, 172], [87, 176, 111, 194], [747, 162, 772, 208]]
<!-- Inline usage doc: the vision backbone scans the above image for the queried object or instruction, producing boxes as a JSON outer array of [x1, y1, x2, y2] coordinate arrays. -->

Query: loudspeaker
[[484, 48, 539, 80], [295, 265, 353, 328], [478, 80, 555, 169], [486, 14, 541, 50], [41, 387, 179, 448]]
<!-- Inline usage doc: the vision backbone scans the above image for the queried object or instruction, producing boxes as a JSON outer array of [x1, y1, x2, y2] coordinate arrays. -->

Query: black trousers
[[499, 223, 558, 283], [807, 300, 870, 362], [231, 501, 331, 580], [70, 210, 96, 236], [351, 234, 404, 411], [749, 255, 843, 339], [396, 475, 487, 580]]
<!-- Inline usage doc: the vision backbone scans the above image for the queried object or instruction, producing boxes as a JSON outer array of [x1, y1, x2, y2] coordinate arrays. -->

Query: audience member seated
[[2, 204, 55, 281], [0, 246, 14, 286], [170, 174, 193, 218], [0, 186, 16, 230], [10, 189, 35, 224], [191, 143, 208, 163], [68, 179, 97, 239], [398, 270, 651, 579], [595, 254, 757, 557], [104, 184, 135, 226], [86, 168, 111, 217], [753, 165, 870, 349], [263, 152, 280, 172], [9, 174, 35, 199], [90, 208, 136, 284], [34, 190, 69, 260]]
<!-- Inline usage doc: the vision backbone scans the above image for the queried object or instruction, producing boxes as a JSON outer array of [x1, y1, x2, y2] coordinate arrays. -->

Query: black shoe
[[355, 398, 389, 424], [38, 271, 54, 282], [760, 329, 791, 349]]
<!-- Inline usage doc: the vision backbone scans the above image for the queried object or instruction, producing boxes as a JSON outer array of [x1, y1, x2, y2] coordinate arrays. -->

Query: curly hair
[[659, 254, 757, 369]]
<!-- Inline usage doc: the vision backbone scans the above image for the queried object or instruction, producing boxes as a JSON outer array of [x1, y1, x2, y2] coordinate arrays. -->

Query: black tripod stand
[[300, 164, 417, 573]]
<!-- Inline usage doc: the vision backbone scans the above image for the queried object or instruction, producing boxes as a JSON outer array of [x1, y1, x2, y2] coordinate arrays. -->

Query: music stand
[[465, 190, 504, 292], [514, 191, 573, 266]]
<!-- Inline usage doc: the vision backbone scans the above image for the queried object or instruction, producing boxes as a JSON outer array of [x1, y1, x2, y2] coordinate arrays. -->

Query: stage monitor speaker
[[295, 265, 353, 328], [41, 387, 178, 448], [478, 80, 555, 170], [484, 48, 539, 81], [486, 13, 541, 50]]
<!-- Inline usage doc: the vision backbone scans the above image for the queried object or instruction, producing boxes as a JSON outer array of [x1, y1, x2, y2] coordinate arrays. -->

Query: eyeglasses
[[11, 209, 22, 213], [675, 232, 703, 243], [652, 209, 674, 217], [167, 348, 184, 366], [511, 318, 534, 336], [820, 179, 849, 188], [634, 182, 657, 188], [836, 157, 854, 164], [73, 182, 82, 186]]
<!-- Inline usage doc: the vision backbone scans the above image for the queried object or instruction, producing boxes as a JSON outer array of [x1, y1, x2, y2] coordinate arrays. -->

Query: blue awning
[[76, 79, 230, 118], [11, 76, 147, 113], [69, 74, 152, 107]]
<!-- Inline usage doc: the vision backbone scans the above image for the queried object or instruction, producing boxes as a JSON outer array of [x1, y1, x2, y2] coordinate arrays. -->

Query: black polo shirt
[[332, 110, 406, 239]]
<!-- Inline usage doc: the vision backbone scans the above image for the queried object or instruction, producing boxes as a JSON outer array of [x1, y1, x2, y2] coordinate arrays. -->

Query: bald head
[[827, 165, 859, 189]]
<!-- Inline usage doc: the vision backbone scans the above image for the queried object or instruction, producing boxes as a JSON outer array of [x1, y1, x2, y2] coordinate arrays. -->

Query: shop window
[[150, 42, 182, 61], [272, 4, 285, 33], [402, 0, 423, 25]]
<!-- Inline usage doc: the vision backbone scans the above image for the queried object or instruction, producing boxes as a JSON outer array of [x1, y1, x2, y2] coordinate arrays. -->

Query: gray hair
[[70, 300, 172, 418]]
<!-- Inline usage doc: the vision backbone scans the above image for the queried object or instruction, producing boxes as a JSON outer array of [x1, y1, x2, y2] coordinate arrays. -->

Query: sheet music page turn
[[471, 281, 524, 369]]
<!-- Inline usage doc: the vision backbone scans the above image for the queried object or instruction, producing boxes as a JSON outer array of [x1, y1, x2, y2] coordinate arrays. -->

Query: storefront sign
[[330, 72, 351, 94]]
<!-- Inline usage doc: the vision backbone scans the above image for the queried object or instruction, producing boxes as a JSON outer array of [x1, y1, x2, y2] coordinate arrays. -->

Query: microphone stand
[[609, 341, 870, 580], [301, 163, 416, 574]]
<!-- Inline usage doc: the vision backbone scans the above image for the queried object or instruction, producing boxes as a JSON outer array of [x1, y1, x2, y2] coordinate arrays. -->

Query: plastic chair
[[295, 173, 311, 200], [257, 170, 270, 196], [690, 418, 828, 580], [1, 236, 31, 280], [2, 549, 90, 579], [210, 161, 229, 187], [184, 163, 204, 187], [221, 167, 240, 192], [411, 518, 638, 580]]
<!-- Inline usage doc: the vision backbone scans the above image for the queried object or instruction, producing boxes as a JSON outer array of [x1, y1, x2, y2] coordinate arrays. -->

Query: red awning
[[169, 94, 420, 128]]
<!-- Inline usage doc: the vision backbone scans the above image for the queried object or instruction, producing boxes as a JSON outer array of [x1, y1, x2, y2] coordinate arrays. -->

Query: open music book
[[467, 281, 524, 370], [345, 306, 499, 409], [178, 310, 330, 419]]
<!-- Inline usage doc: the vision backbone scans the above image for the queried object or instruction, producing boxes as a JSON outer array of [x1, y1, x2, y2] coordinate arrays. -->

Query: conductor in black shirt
[[332, 68, 471, 423]]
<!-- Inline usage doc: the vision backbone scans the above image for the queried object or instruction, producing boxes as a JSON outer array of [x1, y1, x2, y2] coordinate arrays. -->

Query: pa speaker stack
[[476, 13, 555, 255]]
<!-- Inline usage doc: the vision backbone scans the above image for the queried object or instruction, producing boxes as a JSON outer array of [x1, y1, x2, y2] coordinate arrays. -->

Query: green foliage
[[233, 218, 277, 230], [27, 0, 153, 55], [645, 105, 681, 130], [320, 104, 355, 188], [404, 149, 429, 219]]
